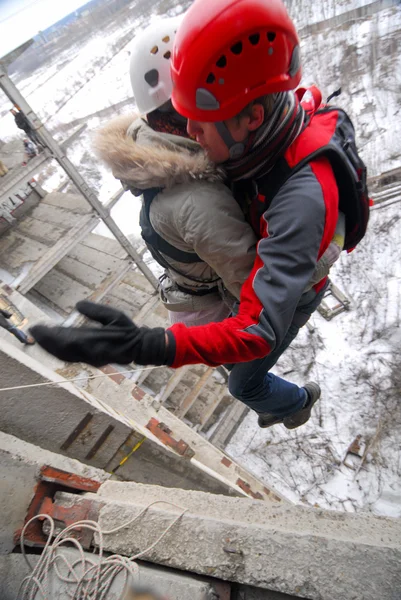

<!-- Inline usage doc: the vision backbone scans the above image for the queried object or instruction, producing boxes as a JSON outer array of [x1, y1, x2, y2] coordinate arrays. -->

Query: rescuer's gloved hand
[[30, 300, 175, 367]]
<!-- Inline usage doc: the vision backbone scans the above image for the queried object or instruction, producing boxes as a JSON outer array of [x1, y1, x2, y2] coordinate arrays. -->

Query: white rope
[[17, 500, 188, 600], [0, 366, 163, 393]]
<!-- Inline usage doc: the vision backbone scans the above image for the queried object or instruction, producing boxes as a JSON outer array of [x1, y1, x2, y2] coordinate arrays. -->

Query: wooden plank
[[16, 214, 99, 295], [67, 242, 124, 275], [64, 260, 132, 326], [133, 294, 160, 325], [30, 203, 82, 228], [175, 368, 214, 419], [0, 232, 48, 271], [56, 256, 107, 290], [209, 401, 249, 449], [102, 295, 144, 319], [108, 281, 149, 310], [34, 269, 91, 313], [16, 217, 66, 244], [157, 366, 192, 406], [81, 233, 126, 258], [41, 191, 92, 214], [123, 268, 156, 294], [200, 387, 228, 430]]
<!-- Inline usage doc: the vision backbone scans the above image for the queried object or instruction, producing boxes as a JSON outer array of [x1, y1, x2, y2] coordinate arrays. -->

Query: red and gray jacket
[[166, 114, 341, 368]]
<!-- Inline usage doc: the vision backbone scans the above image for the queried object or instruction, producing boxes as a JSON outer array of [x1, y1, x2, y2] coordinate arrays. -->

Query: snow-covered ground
[[0, 0, 400, 516], [298, 2, 401, 175]]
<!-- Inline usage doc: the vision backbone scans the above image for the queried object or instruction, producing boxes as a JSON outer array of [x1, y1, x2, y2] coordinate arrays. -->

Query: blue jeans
[[227, 283, 327, 417], [0, 319, 30, 344]]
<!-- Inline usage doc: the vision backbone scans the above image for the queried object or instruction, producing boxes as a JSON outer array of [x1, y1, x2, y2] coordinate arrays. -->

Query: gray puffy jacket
[[94, 115, 257, 313]]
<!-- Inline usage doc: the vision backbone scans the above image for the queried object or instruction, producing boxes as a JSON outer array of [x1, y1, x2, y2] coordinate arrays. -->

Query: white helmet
[[129, 15, 184, 115]]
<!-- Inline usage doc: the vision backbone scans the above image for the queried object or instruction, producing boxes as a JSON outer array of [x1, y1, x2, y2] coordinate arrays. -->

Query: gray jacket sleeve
[[246, 165, 326, 351], [177, 182, 257, 299]]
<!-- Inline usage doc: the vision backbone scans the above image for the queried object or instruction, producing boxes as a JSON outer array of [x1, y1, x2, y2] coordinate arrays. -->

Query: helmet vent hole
[[162, 35, 170, 43], [206, 72, 216, 84], [163, 51, 171, 59], [144, 69, 159, 88], [249, 34, 260, 46], [216, 55, 227, 68], [231, 42, 243, 55], [150, 45, 158, 54], [267, 32, 276, 42]]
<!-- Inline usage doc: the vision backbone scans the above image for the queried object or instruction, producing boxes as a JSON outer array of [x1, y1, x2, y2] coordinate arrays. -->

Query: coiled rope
[[17, 500, 188, 600]]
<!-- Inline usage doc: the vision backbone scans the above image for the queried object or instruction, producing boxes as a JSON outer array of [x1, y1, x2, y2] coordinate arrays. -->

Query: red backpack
[[287, 86, 371, 251]]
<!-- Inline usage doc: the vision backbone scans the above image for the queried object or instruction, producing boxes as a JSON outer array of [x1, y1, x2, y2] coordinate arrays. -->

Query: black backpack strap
[[260, 108, 369, 251], [140, 188, 203, 264], [139, 187, 220, 286]]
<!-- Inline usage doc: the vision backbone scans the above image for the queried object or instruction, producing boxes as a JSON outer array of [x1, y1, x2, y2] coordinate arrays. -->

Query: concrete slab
[[236, 586, 300, 600], [0, 430, 108, 484], [0, 449, 38, 554], [0, 552, 230, 600], [59, 482, 401, 600], [0, 342, 133, 469]]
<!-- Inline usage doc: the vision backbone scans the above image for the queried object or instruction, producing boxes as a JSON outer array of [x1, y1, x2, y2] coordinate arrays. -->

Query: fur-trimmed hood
[[93, 114, 224, 190]]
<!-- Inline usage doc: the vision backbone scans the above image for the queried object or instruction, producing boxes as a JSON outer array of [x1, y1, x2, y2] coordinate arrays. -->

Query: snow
[[0, 0, 400, 517], [298, 4, 401, 175]]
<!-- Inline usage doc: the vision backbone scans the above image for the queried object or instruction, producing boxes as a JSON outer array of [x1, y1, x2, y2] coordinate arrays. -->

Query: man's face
[[187, 116, 252, 164], [186, 104, 264, 164]]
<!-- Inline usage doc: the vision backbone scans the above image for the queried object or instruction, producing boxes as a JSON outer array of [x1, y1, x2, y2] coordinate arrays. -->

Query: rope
[[17, 500, 188, 600], [0, 366, 163, 393]]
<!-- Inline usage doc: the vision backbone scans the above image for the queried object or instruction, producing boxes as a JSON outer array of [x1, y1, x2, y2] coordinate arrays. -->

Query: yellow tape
[[111, 436, 146, 474]]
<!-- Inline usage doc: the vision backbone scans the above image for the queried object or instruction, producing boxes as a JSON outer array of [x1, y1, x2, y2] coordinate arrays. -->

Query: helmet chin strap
[[214, 121, 247, 160]]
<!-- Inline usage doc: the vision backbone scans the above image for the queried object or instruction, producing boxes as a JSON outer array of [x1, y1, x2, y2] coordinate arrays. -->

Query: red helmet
[[171, 0, 301, 121]]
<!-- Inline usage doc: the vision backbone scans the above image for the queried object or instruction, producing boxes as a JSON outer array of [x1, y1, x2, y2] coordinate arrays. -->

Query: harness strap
[[140, 188, 202, 264], [175, 282, 219, 296], [139, 188, 220, 285]]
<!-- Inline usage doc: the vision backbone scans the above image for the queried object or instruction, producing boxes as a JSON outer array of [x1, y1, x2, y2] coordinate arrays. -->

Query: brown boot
[[257, 413, 283, 428], [283, 382, 321, 430]]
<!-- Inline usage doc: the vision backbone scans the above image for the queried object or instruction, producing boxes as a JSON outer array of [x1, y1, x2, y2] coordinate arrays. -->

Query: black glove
[[0, 309, 12, 319], [30, 300, 175, 368]]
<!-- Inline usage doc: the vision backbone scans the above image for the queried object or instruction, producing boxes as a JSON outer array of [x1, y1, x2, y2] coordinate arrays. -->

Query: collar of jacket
[[93, 114, 224, 190]]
